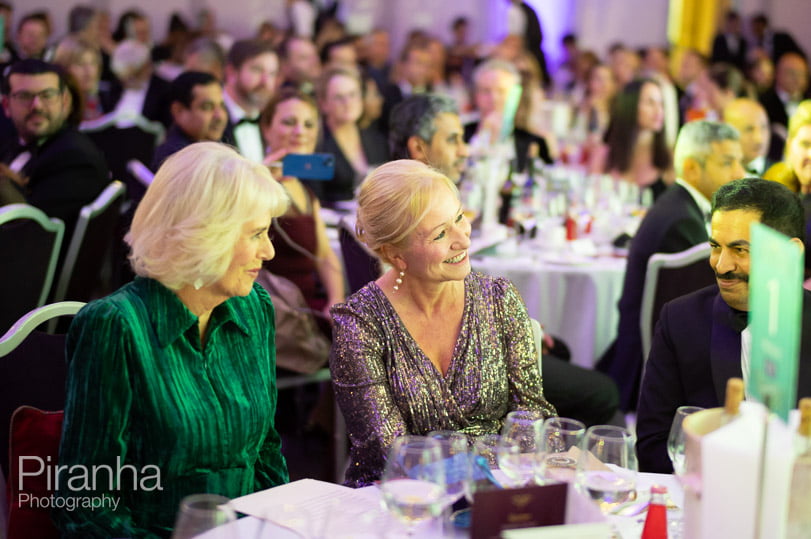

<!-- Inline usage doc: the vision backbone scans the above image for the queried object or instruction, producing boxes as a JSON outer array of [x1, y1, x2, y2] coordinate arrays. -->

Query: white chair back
[[640, 243, 713, 362]]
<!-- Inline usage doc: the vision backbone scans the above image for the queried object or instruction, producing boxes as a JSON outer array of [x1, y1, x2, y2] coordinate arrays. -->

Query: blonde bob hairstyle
[[355, 160, 458, 264], [127, 142, 289, 290]]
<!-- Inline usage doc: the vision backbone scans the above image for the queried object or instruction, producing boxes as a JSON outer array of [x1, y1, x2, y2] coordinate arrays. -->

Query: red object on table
[[565, 214, 578, 240], [641, 484, 668, 539]]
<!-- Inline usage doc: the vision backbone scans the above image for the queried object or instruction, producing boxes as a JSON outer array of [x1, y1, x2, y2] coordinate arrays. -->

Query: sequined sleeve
[[494, 277, 557, 416], [329, 292, 407, 487]]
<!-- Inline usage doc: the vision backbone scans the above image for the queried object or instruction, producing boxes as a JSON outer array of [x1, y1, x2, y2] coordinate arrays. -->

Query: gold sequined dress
[[330, 272, 556, 487]]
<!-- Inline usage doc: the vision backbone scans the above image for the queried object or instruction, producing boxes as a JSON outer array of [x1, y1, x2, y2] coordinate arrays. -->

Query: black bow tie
[[730, 308, 749, 332], [234, 116, 259, 128]]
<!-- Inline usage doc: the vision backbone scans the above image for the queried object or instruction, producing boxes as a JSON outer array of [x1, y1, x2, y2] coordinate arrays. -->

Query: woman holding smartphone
[[260, 87, 345, 318]]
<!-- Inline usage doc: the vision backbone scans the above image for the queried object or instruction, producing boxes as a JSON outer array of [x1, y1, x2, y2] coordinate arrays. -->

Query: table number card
[[749, 223, 803, 421]]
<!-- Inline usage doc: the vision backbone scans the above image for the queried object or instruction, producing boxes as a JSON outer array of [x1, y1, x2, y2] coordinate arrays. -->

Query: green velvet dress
[[53, 277, 289, 538]]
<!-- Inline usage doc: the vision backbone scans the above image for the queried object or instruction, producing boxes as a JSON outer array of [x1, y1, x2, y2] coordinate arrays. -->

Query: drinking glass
[[575, 425, 638, 514], [467, 434, 503, 502], [667, 406, 704, 476], [380, 435, 446, 536], [498, 410, 545, 487], [427, 430, 469, 507], [171, 494, 237, 539], [534, 417, 586, 484]]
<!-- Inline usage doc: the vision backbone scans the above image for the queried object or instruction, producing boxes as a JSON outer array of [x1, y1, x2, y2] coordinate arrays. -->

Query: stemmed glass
[[575, 425, 638, 514], [428, 430, 470, 531], [171, 494, 237, 539], [498, 410, 545, 487], [380, 435, 446, 536], [427, 430, 469, 508], [667, 406, 704, 475], [534, 417, 586, 484], [468, 434, 503, 501]]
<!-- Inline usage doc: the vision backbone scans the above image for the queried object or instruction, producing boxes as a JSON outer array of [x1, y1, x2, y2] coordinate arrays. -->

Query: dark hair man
[[151, 71, 227, 170], [389, 93, 469, 183]]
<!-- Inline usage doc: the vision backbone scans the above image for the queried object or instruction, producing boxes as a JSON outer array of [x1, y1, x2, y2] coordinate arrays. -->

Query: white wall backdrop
[[13, 0, 811, 70]]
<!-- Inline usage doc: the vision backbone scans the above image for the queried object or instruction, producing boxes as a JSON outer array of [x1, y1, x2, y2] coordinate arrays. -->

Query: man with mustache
[[151, 71, 227, 170], [1, 59, 108, 238], [603, 120, 746, 411], [636, 178, 811, 473]]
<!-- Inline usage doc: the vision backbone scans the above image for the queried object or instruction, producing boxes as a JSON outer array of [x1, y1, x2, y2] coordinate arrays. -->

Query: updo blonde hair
[[127, 142, 289, 290], [356, 160, 458, 264]]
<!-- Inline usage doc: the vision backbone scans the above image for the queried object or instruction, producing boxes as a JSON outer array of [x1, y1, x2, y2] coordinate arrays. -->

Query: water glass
[[467, 434, 503, 501], [534, 417, 586, 484], [667, 406, 704, 475], [171, 494, 236, 539], [575, 425, 638, 514], [380, 435, 445, 536], [498, 411, 545, 487], [427, 430, 469, 507]]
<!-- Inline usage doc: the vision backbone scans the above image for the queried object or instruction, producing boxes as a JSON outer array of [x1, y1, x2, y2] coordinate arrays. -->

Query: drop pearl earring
[[393, 271, 404, 291]]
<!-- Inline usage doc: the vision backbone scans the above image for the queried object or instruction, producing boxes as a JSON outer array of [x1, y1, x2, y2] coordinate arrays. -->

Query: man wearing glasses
[[1, 59, 108, 236]]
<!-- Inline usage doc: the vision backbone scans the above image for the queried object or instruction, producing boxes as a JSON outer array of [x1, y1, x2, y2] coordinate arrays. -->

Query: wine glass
[[171, 494, 237, 539], [427, 430, 469, 508], [498, 410, 545, 487], [667, 405, 704, 476], [467, 434, 503, 502], [534, 417, 586, 484], [575, 425, 638, 514], [428, 430, 470, 532], [380, 435, 446, 536]]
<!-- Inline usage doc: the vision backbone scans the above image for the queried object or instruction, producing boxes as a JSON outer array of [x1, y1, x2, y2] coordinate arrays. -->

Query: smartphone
[[282, 153, 335, 181]]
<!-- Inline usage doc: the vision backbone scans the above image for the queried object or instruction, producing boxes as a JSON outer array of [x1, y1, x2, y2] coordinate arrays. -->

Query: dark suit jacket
[[604, 184, 709, 410], [1, 127, 109, 238], [759, 31, 805, 63], [711, 33, 748, 70], [151, 124, 195, 171], [379, 82, 405, 139], [759, 87, 811, 161], [760, 88, 790, 129], [108, 74, 173, 128], [463, 122, 552, 172], [312, 124, 389, 203], [636, 286, 811, 473]]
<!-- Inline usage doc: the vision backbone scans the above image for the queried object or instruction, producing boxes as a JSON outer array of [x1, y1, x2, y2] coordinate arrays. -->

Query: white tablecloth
[[203, 472, 682, 539], [472, 252, 626, 369]]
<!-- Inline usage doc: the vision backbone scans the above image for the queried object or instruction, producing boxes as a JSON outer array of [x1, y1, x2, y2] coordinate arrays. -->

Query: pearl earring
[[393, 271, 404, 292], [193, 278, 204, 290]]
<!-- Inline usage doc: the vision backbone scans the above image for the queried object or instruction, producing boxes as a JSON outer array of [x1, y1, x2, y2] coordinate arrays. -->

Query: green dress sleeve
[[53, 300, 155, 538]]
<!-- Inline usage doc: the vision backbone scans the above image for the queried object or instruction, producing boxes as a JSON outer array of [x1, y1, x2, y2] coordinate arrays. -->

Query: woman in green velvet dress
[[53, 142, 290, 537]]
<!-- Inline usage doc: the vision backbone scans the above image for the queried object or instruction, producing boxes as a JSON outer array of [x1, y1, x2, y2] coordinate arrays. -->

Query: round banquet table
[[471, 251, 626, 369]]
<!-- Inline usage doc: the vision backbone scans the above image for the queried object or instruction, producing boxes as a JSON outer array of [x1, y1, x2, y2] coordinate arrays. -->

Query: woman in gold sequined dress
[[329, 160, 556, 487]]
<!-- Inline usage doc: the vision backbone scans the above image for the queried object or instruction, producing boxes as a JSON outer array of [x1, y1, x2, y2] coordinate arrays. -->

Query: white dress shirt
[[223, 91, 265, 164]]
